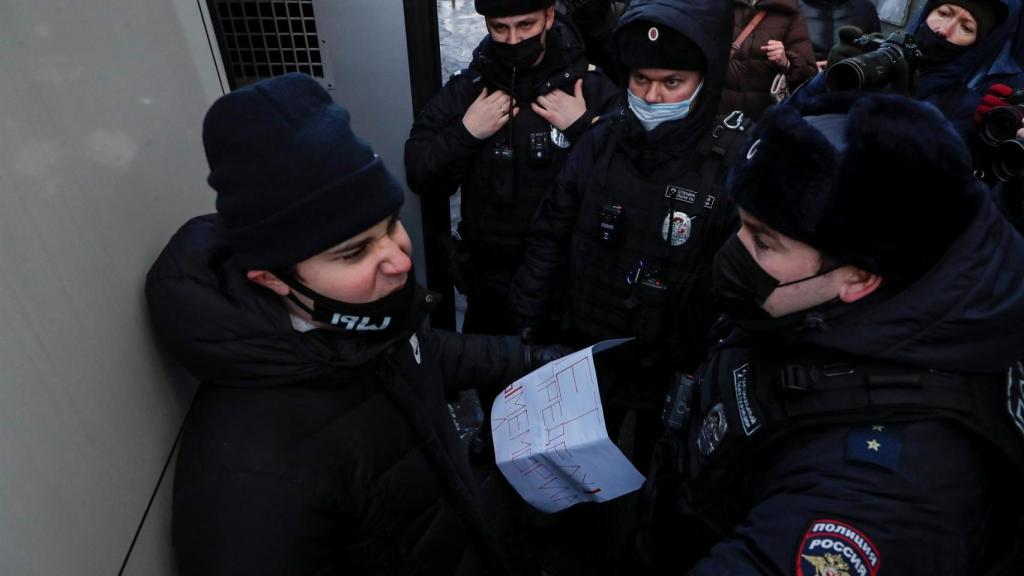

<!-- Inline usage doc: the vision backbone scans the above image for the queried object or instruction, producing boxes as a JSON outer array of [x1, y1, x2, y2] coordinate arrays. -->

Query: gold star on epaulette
[[867, 439, 881, 451]]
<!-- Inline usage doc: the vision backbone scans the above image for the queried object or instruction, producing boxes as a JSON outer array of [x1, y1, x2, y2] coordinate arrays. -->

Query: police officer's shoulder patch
[[845, 424, 903, 471], [795, 518, 881, 576]]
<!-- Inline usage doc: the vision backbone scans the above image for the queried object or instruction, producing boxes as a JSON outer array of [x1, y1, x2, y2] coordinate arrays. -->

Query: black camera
[[826, 31, 923, 92], [992, 139, 1024, 182], [978, 91, 1024, 182]]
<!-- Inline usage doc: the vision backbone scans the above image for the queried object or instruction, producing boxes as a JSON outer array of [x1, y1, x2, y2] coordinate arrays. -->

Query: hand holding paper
[[491, 338, 645, 513]]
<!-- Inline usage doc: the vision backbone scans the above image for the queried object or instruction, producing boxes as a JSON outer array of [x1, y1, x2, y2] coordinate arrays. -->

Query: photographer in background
[[788, 0, 1017, 140]]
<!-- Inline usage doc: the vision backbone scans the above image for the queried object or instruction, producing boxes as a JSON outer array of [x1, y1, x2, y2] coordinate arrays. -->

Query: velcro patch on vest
[[664, 185, 697, 204], [845, 424, 902, 471], [796, 519, 881, 576], [732, 363, 760, 435]]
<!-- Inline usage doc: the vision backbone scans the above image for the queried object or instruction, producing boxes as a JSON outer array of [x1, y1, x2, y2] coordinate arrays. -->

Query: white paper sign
[[490, 338, 645, 513]]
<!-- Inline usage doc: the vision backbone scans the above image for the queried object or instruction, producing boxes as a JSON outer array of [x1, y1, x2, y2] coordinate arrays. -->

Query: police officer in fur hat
[[405, 0, 620, 337], [145, 73, 567, 576], [647, 90, 1024, 573]]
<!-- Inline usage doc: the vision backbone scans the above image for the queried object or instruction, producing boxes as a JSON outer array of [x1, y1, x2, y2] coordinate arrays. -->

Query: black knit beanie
[[728, 92, 981, 286], [615, 19, 707, 72], [939, 0, 1001, 40], [203, 73, 405, 271], [475, 0, 554, 17]]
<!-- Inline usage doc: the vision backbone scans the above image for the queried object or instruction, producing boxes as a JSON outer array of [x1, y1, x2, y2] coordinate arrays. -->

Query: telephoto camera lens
[[993, 139, 1024, 182], [826, 31, 920, 92], [980, 106, 1024, 148]]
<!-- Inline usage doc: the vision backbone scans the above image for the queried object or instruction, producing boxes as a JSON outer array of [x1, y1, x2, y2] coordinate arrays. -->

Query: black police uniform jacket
[[508, 0, 739, 373], [144, 215, 528, 576], [404, 15, 621, 327], [679, 197, 1024, 575]]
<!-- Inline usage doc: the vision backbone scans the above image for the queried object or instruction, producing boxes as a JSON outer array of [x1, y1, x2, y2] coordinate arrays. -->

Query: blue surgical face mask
[[627, 80, 704, 132]]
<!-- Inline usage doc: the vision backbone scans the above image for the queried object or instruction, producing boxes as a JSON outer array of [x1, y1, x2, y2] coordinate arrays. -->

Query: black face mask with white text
[[279, 273, 421, 335]]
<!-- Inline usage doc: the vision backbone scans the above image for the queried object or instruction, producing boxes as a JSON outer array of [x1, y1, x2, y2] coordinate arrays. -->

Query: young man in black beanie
[[404, 0, 620, 336], [145, 73, 565, 576], [646, 91, 1024, 574]]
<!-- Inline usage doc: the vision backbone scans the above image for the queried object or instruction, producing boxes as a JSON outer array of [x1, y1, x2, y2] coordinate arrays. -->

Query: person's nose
[[643, 83, 662, 104], [508, 29, 522, 44], [934, 21, 954, 38], [379, 237, 412, 276]]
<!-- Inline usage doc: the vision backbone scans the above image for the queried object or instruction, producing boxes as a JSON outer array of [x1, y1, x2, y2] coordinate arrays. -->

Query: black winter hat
[[475, 0, 555, 17], [203, 73, 405, 271], [728, 93, 982, 286], [615, 19, 707, 72]]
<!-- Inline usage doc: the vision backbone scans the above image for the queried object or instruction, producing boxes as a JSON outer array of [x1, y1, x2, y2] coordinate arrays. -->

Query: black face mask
[[915, 25, 972, 67], [279, 273, 422, 335], [488, 31, 545, 70], [712, 234, 841, 314]]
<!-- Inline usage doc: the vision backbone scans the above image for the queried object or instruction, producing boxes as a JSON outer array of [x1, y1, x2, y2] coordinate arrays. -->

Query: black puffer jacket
[[145, 215, 527, 576], [798, 0, 880, 61]]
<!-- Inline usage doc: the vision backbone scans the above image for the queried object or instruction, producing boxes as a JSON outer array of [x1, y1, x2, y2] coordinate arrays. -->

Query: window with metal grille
[[206, 0, 327, 89]]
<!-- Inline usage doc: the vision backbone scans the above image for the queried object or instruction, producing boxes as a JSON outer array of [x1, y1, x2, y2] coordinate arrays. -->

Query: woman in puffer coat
[[720, 0, 818, 118]]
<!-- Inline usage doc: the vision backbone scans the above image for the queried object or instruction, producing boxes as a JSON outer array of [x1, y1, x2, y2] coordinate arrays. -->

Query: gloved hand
[[826, 26, 884, 69], [975, 83, 1016, 125], [523, 342, 575, 371]]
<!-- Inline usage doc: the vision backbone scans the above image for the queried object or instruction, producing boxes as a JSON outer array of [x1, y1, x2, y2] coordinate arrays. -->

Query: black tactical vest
[[673, 336, 1024, 564], [564, 113, 749, 363]]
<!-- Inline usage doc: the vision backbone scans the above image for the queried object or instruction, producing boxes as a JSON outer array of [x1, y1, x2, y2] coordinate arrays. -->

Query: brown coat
[[721, 0, 817, 119]]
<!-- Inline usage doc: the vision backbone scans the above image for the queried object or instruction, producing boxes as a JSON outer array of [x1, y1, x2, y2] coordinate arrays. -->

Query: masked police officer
[[508, 0, 744, 473], [405, 0, 620, 336], [649, 91, 1024, 574]]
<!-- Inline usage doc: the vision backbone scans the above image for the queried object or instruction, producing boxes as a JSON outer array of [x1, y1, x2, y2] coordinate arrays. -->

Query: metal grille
[[207, 0, 325, 88]]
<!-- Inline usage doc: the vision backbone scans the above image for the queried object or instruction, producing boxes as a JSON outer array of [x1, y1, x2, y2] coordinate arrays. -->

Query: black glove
[[826, 26, 881, 69], [523, 343, 575, 371]]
